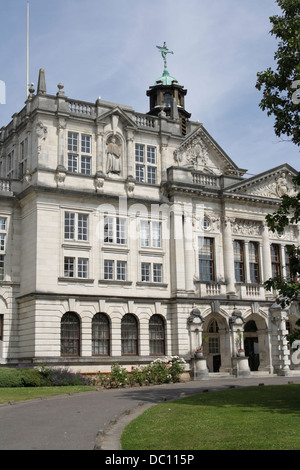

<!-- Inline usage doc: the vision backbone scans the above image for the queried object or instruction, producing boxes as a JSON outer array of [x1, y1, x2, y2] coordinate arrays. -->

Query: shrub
[[39, 366, 90, 386], [0, 368, 24, 388], [98, 357, 185, 389]]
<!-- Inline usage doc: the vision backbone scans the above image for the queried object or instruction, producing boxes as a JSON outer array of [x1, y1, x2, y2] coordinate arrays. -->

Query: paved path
[[1, 375, 300, 450]]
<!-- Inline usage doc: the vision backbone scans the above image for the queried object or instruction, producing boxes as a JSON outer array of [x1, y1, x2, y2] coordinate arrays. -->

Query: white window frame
[[64, 256, 89, 278], [104, 259, 127, 281], [135, 144, 157, 184], [67, 132, 92, 175], [64, 212, 89, 242], [104, 216, 126, 245], [140, 220, 161, 248]]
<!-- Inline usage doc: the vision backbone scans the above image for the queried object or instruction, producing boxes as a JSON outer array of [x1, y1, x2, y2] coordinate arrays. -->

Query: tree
[[256, 0, 300, 146], [256, 0, 300, 307], [264, 172, 300, 307]]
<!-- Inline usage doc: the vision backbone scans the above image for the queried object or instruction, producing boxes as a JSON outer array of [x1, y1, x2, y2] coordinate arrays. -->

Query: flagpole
[[26, 1, 29, 98]]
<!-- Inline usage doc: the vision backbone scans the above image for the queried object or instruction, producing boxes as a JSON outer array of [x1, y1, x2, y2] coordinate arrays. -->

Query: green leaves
[[256, 0, 300, 146]]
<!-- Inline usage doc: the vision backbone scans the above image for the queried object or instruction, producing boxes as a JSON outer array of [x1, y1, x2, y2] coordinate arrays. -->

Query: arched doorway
[[207, 319, 221, 372], [244, 320, 259, 371]]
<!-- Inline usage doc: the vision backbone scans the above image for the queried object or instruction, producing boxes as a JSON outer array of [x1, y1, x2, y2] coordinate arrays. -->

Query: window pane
[[81, 156, 91, 175], [68, 154, 78, 173], [0, 255, 4, 280], [92, 313, 109, 356], [153, 263, 162, 283], [81, 135, 91, 153], [116, 218, 126, 244], [140, 220, 150, 247], [136, 164, 145, 182], [68, 132, 78, 152], [117, 261, 127, 281], [147, 166, 157, 184], [78, 258, 88, 278], [61, 312, 80, 356], [149, 315, 165, 355], [152, 221, 161, 247], [234, 240, 244, 282], [147, 146, 156, 164], [78, 214, 88, 241], [141, 263, 150, 282], [104, 260, 114, 280], [199, 238, 214, 281], [104, 216, 114, 243], [64, 257, 75, 277], [135, 144, 144, 162], [121, 314, 138, 355]]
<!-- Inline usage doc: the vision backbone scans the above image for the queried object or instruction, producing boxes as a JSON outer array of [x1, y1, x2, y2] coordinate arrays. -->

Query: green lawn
[[121, 384, 300, 450], [0, 385, 95, 404]]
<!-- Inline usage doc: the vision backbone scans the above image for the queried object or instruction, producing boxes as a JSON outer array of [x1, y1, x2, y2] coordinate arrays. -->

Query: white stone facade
[[0, 70, 299, 376]]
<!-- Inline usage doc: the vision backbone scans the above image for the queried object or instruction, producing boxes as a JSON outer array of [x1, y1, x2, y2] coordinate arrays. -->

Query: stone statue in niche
[[106, 136, 121, 175]]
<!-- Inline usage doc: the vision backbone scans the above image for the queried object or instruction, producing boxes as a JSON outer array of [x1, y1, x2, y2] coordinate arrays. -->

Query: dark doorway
[[244, 337, 259, 371], [213, 354, 221, 372]]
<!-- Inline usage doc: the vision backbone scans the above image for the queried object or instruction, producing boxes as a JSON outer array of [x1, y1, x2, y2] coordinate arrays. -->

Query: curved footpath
[[0, 375, 300, 450]]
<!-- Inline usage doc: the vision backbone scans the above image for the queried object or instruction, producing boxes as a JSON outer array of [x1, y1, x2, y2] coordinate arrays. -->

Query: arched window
[[92, 313, 110, 356], [149, 315, 165, 355], [61, 312, 80, 356], [121, 314, 138, 355]]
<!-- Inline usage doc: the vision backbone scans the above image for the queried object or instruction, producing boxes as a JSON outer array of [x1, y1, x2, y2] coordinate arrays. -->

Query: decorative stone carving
[[174, 136, 221, 175], [245, 172, 297, 198], [94, 171, 105, 192], [126, 175, 135, 196], [232, 219, 261, 236], [106, 135, 121, 175]]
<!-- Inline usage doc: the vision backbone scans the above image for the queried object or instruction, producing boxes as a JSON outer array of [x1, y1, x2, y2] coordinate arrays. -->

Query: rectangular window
[[233, 240, 244, 282], [198, 238, 214, 281], [104, 216, 126, 245], [249, 242, 260, 283], [64, 257, 75, 278], [141, 262, 151, 282], [271, 244, 281, 278], [285, 246, 293, 281], [78, 258, 88, 278], [135, 144, 157, 184], [140, 220, 161, 248], [153, 263, 163, 283], [64, 212, 88, 241], [104, 260, 114, 280], [68, 132, 92, 175], [104, 260, 127, 281], [117, 261, 127, 281], [0, 255, 4, 280]]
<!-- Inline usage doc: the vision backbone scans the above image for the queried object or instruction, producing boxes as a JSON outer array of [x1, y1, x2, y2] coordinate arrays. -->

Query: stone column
[[261, 222, 272, 282], [171, 204, 186, 294], [270, 303, 291, 375], [223, 217, 236, 296], [184, 205, 195, 293]]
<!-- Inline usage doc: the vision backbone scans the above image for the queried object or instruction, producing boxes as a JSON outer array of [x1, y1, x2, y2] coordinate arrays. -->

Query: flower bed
[[97, 357, 186, 389]]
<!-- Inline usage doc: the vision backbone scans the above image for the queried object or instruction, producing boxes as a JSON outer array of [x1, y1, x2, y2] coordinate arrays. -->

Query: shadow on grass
[[115, 382, 300, 417]]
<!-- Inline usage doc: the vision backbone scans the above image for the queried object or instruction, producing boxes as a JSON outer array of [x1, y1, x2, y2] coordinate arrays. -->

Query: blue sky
[[0, 0, 299, 175]]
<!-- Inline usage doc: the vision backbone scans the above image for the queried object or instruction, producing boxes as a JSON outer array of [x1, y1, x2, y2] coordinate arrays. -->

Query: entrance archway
[[244, 320, 259, 371], [203, 313, 229, 373]]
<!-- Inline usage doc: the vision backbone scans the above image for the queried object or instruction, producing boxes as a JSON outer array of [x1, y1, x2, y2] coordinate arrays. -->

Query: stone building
[[0, 49, 299, 377]]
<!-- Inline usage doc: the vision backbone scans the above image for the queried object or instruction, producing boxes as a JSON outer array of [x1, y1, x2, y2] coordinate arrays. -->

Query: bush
[[39, 366, 90, 387], [0, 368, 24, 388], [99, 357, 185, 389]]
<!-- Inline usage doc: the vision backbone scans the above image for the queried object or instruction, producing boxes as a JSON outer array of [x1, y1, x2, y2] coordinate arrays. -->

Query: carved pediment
[[229, 166, 298, 199], [173, 126, 245, 176]]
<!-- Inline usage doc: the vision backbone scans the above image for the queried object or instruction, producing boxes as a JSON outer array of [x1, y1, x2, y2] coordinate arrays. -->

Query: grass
[[0, 385, 96, 404], [121, 384, 300, 450]]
